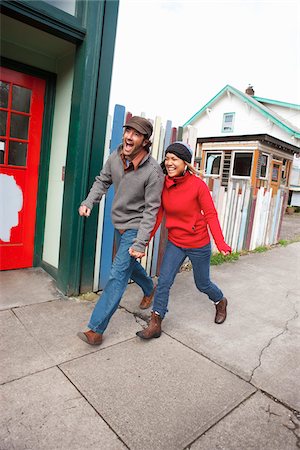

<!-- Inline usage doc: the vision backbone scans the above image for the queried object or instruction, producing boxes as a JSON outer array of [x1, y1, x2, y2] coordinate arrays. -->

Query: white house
[[183, 85, 300, 204]]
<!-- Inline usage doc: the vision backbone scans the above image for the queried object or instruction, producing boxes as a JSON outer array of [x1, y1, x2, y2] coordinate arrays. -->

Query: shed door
[[0, 67, 45, 270], [270, 160, 282, 195]]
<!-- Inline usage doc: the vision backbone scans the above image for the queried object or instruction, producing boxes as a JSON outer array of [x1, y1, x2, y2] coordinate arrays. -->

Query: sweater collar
[[165, 171, 191, 188]]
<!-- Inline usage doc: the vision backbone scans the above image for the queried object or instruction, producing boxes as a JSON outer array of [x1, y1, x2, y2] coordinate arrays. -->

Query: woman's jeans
[[88, 229, 153, 334], [153, 241, 223, 319]]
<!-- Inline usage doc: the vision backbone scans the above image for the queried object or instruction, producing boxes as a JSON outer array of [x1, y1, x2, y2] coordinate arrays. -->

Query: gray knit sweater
[[81, 146, 164, 252]]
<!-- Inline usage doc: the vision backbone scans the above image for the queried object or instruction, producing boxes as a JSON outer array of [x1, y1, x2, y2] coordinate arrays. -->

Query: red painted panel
[[0, 67, 46, 269]]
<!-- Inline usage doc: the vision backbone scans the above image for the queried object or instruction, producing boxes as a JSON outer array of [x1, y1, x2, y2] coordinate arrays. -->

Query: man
[[77, 116, 164, 345]]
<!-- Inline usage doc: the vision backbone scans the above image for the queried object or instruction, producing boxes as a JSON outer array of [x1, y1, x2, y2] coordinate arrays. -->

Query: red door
[[0, 67, 46, 270]]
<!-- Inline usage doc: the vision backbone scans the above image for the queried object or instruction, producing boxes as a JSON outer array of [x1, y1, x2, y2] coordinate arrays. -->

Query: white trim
[[230, 150, 254, 179]]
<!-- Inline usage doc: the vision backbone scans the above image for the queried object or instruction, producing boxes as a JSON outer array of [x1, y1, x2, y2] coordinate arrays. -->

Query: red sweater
[[153, 172, 231, 252]]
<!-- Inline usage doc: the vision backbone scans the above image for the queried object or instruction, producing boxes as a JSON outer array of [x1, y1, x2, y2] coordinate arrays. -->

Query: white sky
[[109, 0, 300, 126]]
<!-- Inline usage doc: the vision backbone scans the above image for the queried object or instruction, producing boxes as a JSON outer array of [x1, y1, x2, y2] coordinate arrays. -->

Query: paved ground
[[279, 212, 300, 241], [0, 241, 299, 449]]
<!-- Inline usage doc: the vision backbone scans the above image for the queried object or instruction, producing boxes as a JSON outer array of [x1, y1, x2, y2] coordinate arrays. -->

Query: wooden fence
[[93, 105, 287, 291]]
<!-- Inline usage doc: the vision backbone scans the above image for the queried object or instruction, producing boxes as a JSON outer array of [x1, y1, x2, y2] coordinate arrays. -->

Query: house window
[[259, 153, 269, 178], [232, 152, 253, 177], [222, 113, 235, 132], [205, 152, 222, 175]]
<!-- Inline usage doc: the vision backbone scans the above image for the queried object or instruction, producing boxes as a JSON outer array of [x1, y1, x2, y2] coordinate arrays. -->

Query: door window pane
[[12, 86, 31, 113], [10, 113, 29, 140], [0, 140, 5, 164], [0, 111, 7, 135], [8, 141, 27, 166], [259, 154, 268, 178], [272, 164, 280, 182], [205, 152, 221, 175], [232, 152, 253, 177], [0, 82, 9, 108]]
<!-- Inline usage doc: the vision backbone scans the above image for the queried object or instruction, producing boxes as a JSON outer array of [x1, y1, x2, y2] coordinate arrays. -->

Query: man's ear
[[142, 139, 149, 147]]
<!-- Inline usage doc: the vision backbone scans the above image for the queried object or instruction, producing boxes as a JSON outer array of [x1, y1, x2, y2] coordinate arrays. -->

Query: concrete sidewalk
[[0, 243, 299, 449]]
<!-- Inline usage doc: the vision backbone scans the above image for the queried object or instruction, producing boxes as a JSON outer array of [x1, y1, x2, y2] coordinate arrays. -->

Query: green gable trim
[[253, 96, 300, 111], [183, 84, 300, 139], [182, 85, 229, 128]]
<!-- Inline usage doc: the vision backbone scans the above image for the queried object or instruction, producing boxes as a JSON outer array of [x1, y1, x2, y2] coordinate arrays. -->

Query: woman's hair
[[160, 159, 200, 176]]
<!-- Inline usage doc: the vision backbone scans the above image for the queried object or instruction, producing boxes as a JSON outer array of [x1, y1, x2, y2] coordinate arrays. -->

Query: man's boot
[[77, 330, 103, 345], [139, 287, 156, 309], [136, 311, 162, 339], [214, 298, 228, 324]]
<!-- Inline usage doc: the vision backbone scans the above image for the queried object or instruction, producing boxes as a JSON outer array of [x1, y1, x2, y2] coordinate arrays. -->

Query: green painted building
[[0, 0, 119, 295]]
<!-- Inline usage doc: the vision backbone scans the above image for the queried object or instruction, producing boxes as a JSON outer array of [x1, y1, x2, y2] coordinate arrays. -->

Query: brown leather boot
[[136, 311, 162, 339], [139, 287, 156, 310], [77, 330, 103, 345], [214, 298, 228, 324]]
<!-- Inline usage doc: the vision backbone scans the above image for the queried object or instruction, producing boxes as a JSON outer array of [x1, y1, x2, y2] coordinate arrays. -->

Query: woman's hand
[[221, 250, 231, 256], [129, 247, 145, 259]]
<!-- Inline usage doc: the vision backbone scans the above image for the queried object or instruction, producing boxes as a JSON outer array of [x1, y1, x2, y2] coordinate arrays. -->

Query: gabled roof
[[183, 84, 300, 139]]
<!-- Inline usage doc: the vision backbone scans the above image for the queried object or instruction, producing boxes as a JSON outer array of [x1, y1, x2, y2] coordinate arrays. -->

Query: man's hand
[[129, 247, 145, 259], [78, 205, 91, 217]]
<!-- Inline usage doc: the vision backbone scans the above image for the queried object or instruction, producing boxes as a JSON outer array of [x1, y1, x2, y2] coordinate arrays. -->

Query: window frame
[[258, 152, 269, 180], [221, 112, 235, 133], [230, 150, 254, 179], [203, 151, 223, 177]]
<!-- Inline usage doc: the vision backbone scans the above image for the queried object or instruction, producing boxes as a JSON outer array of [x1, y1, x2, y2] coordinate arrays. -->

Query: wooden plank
[[237, 185, 251, 251], [146, 116, 162, 274], [93, 114, 112, 291], [265, 190, 274, 246], [98, 104, 125, 290], [276, 190, 288, 241], [270, 190, 281, 244], [223, 183, 233, 242], [250, 187, 264, 250], [245, 195, 256, 250], [228, 183, 239, 247], [177, 126, 183, 141], [163, 120, 172, 152], [231, 184, 244, 251]]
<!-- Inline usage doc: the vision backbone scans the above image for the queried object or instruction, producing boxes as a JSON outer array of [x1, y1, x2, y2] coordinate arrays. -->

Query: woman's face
[[164, 152, 185, 177]]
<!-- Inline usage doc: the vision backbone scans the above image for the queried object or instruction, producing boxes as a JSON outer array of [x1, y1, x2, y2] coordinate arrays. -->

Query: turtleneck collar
[[165, 171, 192, 188]]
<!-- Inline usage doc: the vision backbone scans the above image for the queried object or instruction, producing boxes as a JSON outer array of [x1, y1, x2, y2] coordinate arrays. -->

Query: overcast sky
[[109, 0, 300, 126]]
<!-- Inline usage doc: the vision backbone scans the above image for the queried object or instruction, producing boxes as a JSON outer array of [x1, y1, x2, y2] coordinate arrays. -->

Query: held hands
[[129, 247, 145, 259], [78, 205, 91, 217]]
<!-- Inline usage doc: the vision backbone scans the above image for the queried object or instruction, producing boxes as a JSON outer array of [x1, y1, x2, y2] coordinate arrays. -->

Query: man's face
[[123, 127, 147, 159]]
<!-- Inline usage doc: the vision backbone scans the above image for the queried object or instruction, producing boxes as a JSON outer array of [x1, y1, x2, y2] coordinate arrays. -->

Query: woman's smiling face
[[164, 152, 185, 178]]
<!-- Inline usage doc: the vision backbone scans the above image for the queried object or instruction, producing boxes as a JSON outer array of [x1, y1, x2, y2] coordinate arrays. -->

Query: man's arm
[[79, 157, 113, 213]]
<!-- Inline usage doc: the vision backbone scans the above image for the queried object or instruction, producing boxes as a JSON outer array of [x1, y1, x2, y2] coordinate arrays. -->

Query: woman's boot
[[136, 311, 162, 339]]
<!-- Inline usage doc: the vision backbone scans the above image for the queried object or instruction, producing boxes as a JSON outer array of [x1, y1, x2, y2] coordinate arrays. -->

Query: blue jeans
[[88, 229, 153, 334], [152, 241, 223, 319]]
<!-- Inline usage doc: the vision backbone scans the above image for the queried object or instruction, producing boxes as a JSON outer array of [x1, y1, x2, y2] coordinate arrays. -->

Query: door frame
[[1, 57, 57, 278]]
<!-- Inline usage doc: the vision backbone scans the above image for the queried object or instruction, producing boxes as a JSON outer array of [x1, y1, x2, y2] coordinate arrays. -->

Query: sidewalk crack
[[249, 292, 299, 383]]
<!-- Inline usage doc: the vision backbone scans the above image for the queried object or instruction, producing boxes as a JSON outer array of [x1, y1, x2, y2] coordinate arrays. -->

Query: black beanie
[[165, 142, 192, 163]]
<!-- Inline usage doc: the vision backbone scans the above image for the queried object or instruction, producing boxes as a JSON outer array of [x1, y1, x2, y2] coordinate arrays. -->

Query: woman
[[134, 142, 231, 340]]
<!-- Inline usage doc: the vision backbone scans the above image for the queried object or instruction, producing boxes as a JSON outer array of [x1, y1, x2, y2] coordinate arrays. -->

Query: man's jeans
[[88, 229, 153, 334], [152, 241, 223, 319]]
